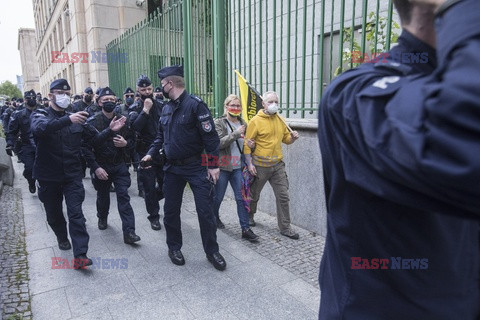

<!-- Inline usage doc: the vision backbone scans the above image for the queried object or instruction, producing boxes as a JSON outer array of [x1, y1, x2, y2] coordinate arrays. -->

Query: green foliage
[[0, 81, 22, 99], [334, 12, 400, 77]]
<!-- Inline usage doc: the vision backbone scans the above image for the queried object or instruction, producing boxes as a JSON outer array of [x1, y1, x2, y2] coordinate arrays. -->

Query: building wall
[[33, 0, 147, 95], [18, 28, 40, 93]]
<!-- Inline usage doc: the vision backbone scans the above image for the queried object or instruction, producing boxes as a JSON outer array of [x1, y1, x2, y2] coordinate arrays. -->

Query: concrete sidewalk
[[14, 160, 324, 320]]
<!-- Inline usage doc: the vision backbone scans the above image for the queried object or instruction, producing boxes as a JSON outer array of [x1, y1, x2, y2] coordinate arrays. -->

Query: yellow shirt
[[243, 110, 292, 167]]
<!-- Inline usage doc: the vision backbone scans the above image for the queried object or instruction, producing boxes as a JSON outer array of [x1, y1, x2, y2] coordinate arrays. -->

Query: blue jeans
[[213, 168, 249, 230]]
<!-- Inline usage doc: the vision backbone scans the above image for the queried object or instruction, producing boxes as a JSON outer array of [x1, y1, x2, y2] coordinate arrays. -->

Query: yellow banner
[[234, 70, 263, 123]]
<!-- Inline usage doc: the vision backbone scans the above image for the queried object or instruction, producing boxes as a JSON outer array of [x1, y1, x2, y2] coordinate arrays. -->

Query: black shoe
[[58, 239, 71, 250], [123, 231, 141, 244], [74, 254, 93, 269], [168, 250, 185, 266], [280, 230, 300, 240], [249, 217, 256, 227], [150, 220, 161, 230], [138, 190, 145, 198], [206, 252, 226, 271], [29, 183, 36, 194], [216, 217, 225, 229], [242, 228, 259, 242], [98, 218, 107, 230]]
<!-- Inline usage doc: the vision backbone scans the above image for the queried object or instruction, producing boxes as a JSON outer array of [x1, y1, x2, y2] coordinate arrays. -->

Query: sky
[[0, 0, 36, 84]]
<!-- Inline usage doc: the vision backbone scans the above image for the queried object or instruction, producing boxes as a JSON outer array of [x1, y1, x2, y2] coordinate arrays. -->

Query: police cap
[[24, 89, 36, 99], [50, 79, 71, 92], [154, 86, 162, 93], [84, 87, 93, 94], [98, 86, 116, 98], [157, 65, 184, 80], [123, 87, 134, 95], [95, 87, 102, 95], [136, 75, 152, 88]]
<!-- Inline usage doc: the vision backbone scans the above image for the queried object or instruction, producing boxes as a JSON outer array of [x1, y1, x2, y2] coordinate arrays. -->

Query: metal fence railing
[[107, 0, 400, 119]]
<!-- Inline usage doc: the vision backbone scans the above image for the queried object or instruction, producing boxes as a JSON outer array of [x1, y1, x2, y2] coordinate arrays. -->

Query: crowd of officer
[[1, 65, 277, 271]]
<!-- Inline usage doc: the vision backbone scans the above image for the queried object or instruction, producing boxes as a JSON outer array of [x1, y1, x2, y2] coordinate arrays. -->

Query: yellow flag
[[234, 70, 263, 123]]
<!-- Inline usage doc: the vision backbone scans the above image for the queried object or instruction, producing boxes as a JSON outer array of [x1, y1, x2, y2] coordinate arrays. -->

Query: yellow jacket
[[243, 109, 293, 167]]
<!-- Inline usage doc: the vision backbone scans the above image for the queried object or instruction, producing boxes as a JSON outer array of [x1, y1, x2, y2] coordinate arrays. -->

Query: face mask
[[125, 97, 134, 106], [43, 102, 49, 108], [161, 84, 171, 100], [84, 95, 92, 103], [227, 107, 241, 117], [26, 99, 37, 107], [12, 102, 17, 107], [267, 103, 279, 114], [155, 95, 164, 101], [102, 101, 116, 113], [141, 94, 153, 101], [54, 94, 70, 109]]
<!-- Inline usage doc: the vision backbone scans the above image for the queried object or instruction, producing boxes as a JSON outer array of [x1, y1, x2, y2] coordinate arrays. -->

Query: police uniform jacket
[[6, 107, 36, 148], [318, 2, 480, 318], [31, 107, 116, 182], [147, 91, 219, 168], [130, 99, 163, 154], [72, 99, 93, 113], [82, 112, 135, 171], [2, 107, 16, 133]]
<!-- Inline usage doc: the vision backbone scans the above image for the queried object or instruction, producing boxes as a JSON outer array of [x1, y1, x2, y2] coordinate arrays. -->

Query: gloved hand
[[5, 146, 13, 156]]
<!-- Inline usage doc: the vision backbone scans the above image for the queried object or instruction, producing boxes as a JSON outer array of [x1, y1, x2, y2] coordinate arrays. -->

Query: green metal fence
[[107, 0, 399, 118]]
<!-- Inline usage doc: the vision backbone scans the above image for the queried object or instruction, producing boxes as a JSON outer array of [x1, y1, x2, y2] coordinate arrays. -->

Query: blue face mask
[[125, 97, 134, 106]]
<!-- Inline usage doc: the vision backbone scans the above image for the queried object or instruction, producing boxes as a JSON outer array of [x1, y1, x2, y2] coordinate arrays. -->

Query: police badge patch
[[201, 120, 212, 132]]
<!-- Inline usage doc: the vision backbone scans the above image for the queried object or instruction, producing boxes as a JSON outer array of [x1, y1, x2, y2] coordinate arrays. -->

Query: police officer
[[31, 79, 127, 268], [130, 75, 164, 230], [115, 87, 135, 115], [72, 87, 94, 113], [153, 86, 164, 102], [143, 65, 226, 271], [6, 89, 38, 193], [2, 99, 17, 140], [82, 87, 141, 244], [41, 97, 49, 109], [85, 88, 102, 116], [318, 0, 480, 318]]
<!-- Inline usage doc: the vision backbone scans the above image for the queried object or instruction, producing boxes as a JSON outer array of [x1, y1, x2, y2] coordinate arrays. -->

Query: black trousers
[[163, 162, 219, 255], [38, 179, 89, 256], [92, 163, 135, 233]]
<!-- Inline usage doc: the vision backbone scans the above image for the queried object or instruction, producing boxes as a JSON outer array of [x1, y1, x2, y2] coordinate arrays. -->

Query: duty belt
[[167, 154, 201, 166]]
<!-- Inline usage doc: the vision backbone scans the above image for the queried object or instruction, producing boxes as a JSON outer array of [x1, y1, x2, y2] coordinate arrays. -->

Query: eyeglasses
[[125, 95, 134, 98], [228, 104, 241, 108]]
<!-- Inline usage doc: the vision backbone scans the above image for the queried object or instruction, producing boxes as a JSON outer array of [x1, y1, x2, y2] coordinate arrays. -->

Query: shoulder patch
[[201, 120, 212, 132]]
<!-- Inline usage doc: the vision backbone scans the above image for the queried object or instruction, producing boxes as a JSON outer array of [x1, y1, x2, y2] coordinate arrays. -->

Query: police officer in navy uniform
[[31, 79, 127, 268], [130, 75, 164, 230], [72, 87, 94, 113], [5, 89, 38, 193], [82, 87, 141, 244], [143, 65, 226, 271], [318, 0, 480, 318], [85, 88, 102, 116], [115, 87, 135, 115], [153, 86, 164, 102]]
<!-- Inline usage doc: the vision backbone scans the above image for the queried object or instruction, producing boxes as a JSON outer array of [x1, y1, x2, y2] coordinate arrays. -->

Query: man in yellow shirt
[[244, 91, 300, 239]]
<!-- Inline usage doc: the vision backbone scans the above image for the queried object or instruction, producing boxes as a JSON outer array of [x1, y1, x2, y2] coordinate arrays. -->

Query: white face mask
[[54, 94, 70, 109], [267, 103, 279, 114]]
